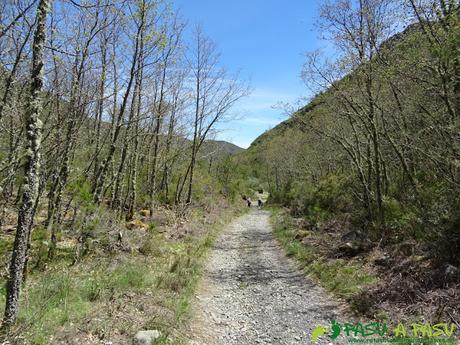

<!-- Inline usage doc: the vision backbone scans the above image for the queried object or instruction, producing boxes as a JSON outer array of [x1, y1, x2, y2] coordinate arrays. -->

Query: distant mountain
[[199, 140, 245, 160], [79, 114, 244, 160], [209, 140, 245, 155]]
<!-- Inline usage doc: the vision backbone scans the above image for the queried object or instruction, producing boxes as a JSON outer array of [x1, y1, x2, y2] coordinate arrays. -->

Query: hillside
[[200, 140, 245, 159], [242, 13, 460, 323], [248, 100, 320, 150]]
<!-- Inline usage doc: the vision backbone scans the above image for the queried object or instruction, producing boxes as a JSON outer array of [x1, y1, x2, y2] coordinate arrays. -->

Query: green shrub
[[382, 196, 418, 235], [68, 177, 96, 212]]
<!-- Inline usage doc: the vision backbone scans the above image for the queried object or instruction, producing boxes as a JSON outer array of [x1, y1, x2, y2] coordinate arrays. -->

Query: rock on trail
[[188, 209, 348, 345]]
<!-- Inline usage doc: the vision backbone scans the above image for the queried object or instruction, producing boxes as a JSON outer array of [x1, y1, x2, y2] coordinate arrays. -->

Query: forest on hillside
[[241, 0, 459, 322], [0, 0, 251, 342]]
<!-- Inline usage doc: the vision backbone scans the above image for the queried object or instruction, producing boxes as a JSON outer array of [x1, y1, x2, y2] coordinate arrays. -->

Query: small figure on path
[[258, 199, 263, 208]]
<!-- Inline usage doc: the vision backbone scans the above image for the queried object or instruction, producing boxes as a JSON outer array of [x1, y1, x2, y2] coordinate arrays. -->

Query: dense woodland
[[0, 0, 249, 339], [242, 0, 459, 320]]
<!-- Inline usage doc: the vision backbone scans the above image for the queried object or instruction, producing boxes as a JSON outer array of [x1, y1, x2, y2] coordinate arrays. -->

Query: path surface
[[188, 208, 348, 345]]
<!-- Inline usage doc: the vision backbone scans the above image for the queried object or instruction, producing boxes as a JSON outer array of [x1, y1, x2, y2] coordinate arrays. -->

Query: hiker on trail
[[258, 199, 263, 208]]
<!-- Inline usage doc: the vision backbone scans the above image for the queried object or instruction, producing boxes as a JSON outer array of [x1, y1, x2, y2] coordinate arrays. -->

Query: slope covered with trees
[[243, 0, 459, 320], [0, 0, 249, 342]]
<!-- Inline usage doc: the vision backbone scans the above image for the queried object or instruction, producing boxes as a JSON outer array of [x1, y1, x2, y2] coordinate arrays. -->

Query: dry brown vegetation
[[0, 198, 244, 344]]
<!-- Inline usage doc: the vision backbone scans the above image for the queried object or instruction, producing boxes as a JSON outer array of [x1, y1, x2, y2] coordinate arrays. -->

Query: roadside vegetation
[[270, 208, 377, 304], [1, 0, 458, 342], [242, 0, 460, 323], [0, 200, 245, 345]]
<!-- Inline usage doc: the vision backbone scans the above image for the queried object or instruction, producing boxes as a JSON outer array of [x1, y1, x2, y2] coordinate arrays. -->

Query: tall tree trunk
[[3, 0, 51, 326], [186, 135, 198, 204], [93, 36, 108, 177], [366, 72, 384, 227], [92, 9, 143, 203], [160, 93, 179, 200], [148, 89, 165, 214], [126, 55, 144, 220], [186, 68, 201, 204]]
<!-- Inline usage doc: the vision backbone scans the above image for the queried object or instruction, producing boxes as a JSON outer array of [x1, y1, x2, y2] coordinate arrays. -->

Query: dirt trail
[[188, 208, 348, 345]]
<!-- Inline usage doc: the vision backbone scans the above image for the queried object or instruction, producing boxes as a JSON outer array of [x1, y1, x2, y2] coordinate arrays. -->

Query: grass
[[270, 207, 377, 304], [0, 203, 245, 345], [18, 270, 96, 344], [4, 258, 156, 345]]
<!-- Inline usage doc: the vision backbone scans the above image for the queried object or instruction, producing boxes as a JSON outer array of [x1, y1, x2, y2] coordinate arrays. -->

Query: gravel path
[[188, 208, 348, 345]]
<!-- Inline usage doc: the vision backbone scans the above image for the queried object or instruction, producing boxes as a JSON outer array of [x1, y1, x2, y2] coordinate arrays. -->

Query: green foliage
[[31, 226, 48, 242], [109, 262, 152, 290], [0, 197, 242, 344], [68, 177, 96, 212], [17, 270, 91, 345], [267, 173, 352, 228], [382, 196, 418, 235], [438, 201, 460, 266], [15, 259, 156, 345], [240, 13, 460, 263], [214, 155, 254, 200], [312, 175, 350, 212], [271, 208, 377, 301]]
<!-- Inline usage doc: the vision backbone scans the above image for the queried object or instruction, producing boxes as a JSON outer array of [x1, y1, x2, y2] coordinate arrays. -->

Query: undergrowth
[[0, 203, 244, 345], [269, 207, 377, 310]]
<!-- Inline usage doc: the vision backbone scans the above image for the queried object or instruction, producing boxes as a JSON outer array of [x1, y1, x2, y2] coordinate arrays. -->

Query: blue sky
[[174, 0, 323, 148]]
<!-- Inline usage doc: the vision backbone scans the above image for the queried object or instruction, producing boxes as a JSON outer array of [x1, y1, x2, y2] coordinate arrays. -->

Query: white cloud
[[240, 117, 280, 125], [215, 87, 302, 148], [238, 87, 299, 112]]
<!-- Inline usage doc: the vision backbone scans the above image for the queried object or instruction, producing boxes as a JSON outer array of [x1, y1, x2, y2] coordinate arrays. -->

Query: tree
[[302, 0, 400, 228], [92, 0, 150, 204], [178, 26, 249, 204], [3, 0, 52, 326], [147, 15, 184, 214]]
